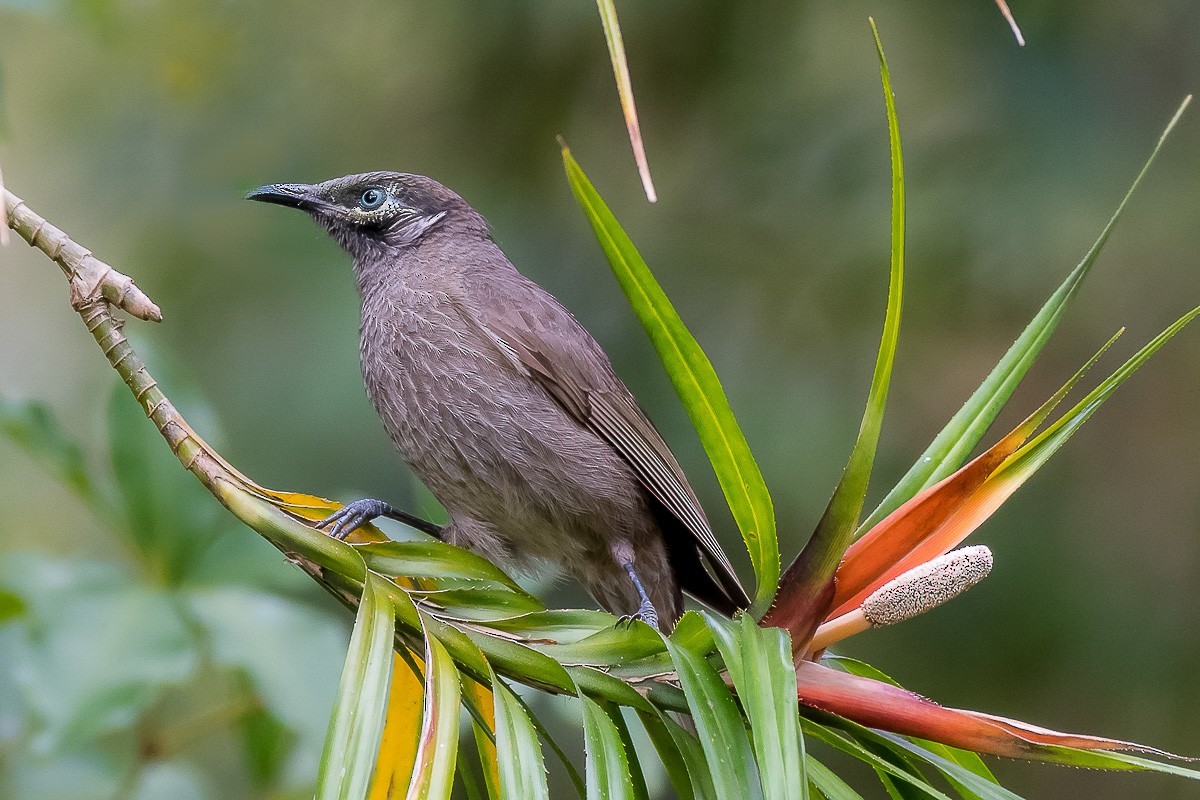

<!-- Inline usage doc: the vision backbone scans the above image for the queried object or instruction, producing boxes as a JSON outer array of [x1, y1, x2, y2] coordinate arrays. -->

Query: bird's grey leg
[[620, 560, 660, 631], [316, 498, 444, 540]]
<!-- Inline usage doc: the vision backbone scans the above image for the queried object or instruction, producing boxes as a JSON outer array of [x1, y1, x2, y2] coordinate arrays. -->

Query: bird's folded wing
[[472, 300, 749, 610]]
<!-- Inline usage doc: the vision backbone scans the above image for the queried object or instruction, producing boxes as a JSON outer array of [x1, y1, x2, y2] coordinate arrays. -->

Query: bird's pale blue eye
[[359, 188, 387, 210]]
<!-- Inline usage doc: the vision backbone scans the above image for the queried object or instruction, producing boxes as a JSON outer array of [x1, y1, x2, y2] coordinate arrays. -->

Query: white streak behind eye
[[389, 210, 446, 246]]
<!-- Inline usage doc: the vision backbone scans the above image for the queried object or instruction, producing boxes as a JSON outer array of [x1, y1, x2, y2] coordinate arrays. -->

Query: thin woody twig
[[0, 164, 9, 246], [596, 0, 657, 203], [2, 181, 364, 595], [3, 187, 162, 321], [994, 0, 1025, 46]]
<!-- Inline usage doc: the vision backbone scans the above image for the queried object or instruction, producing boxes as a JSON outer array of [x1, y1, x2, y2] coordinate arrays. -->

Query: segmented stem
[[4, 189, 161, 321], [1, 187, 367, 584]]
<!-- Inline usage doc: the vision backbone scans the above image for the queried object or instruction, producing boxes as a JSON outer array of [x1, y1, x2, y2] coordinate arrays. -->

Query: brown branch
[[5, 188, 162, 322], [2, 182, 367, 607]]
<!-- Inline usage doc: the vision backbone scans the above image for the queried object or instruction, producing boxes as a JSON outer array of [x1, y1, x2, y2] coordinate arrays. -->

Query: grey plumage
[[247, 172, 748, 630]]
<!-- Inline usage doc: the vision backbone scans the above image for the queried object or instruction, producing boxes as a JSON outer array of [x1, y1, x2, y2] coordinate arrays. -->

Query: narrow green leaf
[[358, 541, 527, 594], [514, 693, 587, 799], [562, 146, 773, 613], [670, 610, 718, 653], [567, 667, 655, 713], [458, 761, 488, 800], [708, 614, 805, 800], [663, 637, 760, 798], [464, 630, 576, 694], [875, 734, 1025, 800], [1041, 749, 1200, 779], [822, 655, 1001, 795], [488, 610, 618, 642], [607, 609, 717, 680], [769, 17, 905, 642], [861, 95, 1192, 532], [418, 616, 492, 686], [594, 0, 656, 202], [998, 305, 1200, 484], [216, 481, 368, 583], [877, 304, 1200, 572], [413, 588, 543, 622], [875, 768, 918, 800], [659, 711, 720, 800], [533, 620, 664, 666], [642, 681, 690, 715], [805, 755, 865, 800], [316, 574, 396, 800], [800, 720, 953, 800], [816, 710, 974, 796], [608, 702, 650, 800], [460, 677, 501, 800], [821, 15, 906, 541], [635, 710, 696, 800], [403, 632, 461, 800], [491, 676, 550, 800], [581, 694, 639, 800]]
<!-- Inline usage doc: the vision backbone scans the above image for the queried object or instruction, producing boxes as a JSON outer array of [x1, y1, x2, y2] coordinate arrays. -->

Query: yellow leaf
[[463, 678, 501, 798], [369, 651, 426, 800]]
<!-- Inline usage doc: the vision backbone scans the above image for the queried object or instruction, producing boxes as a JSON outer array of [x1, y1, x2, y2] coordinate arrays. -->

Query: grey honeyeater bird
[[247, 172, 749, 631]]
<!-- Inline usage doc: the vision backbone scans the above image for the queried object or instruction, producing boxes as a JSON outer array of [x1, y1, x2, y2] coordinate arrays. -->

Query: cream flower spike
[[809, 545, 993, 654]]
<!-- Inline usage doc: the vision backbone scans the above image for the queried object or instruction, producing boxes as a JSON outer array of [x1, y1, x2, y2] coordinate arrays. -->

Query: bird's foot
[[316, 498, 395, 540], [617, 560, 660, 631], [316, 498, 445, 541], [615, 599, 659, 631]]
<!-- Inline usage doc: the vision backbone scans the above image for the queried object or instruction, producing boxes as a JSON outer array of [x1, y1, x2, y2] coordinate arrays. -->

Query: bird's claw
[[315, 498, 392, 541], [615, 602, 659, 632], [616, 559, 660, 631]]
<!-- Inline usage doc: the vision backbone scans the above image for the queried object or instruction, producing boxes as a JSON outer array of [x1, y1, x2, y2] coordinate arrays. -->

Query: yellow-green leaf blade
[[367, 652, 425, 800], [580, 694, 640, 800], [860, 95, 1192, 533], [708, 614, 806, 800], [403, 631, 461, 800], [800, 720, 953, 800], [562, 145, 774, 613], [663, 636, 758, 796], [316, 573, 396, 800], [999, 305, 1200, 485], [491, 674, 550, 800], [461, 678, 501, 800], [769, 18, 905, 644], [805, 755, 865, 800], [635, 710, 698, 800], [358, 540, 528, 594]]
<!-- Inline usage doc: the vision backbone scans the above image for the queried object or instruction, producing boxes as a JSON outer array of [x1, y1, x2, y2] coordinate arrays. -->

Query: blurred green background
[[1, 1, 1199, 798]]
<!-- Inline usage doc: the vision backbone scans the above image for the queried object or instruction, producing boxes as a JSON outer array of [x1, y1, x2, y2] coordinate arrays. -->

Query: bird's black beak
[[245, 183, 322, 211]]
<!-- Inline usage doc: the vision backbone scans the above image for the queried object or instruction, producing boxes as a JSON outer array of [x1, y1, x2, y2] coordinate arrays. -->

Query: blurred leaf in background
[[0, 361, 349, 800]]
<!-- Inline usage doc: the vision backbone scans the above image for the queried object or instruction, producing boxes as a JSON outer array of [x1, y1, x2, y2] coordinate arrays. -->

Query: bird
[[247, 172, 749, 631]]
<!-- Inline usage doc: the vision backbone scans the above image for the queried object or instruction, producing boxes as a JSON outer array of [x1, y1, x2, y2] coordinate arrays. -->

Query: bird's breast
[[356, 285, 649, 557]]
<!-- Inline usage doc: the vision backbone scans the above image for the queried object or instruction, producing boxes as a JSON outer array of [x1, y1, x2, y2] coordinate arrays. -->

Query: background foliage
[[1, 1, 1198, 798]]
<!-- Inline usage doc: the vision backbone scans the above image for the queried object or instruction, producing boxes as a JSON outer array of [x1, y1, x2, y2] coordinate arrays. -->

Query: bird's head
[[246, 171, 484, 260]]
